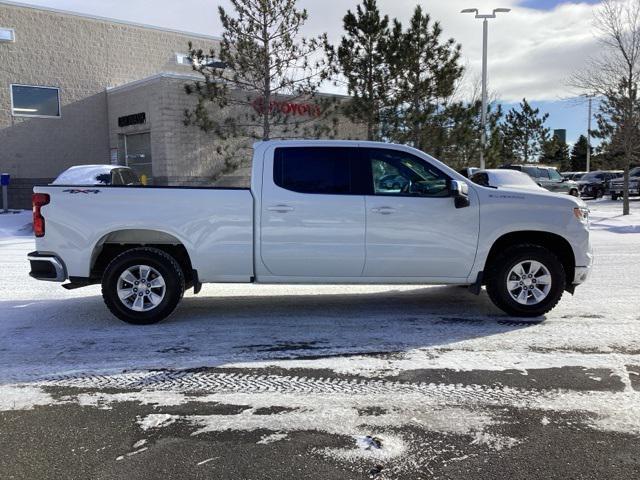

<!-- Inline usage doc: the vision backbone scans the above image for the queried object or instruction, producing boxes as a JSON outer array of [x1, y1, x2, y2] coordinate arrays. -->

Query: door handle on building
[[267, 205, 295, 213], [371, 206, 396, 215]]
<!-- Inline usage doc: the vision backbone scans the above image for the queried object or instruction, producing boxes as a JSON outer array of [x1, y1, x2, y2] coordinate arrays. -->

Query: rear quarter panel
[[34, 186, 254, 282]]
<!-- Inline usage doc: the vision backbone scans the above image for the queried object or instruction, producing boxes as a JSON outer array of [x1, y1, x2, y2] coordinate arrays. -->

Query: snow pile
[[0, 210, 32, 238], [323, 434, 406, 462], [589, 199, 640, 234], [0, 385, 57, 411], [137, 413, 177, 431]]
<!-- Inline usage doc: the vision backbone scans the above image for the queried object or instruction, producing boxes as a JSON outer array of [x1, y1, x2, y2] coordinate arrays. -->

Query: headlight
[[574, 207, 589, 223]]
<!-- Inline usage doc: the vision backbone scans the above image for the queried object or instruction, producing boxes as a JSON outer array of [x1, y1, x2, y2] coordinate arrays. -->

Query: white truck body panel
[[35, 187, 254, 282], [32, 140, 592, 291]]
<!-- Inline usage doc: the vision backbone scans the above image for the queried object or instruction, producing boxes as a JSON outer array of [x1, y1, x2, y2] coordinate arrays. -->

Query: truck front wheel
[[486, 245, 566, 318], [102, 247, 185, 325]]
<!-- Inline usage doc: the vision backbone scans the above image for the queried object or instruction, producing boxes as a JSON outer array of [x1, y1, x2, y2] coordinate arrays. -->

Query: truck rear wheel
[[102, 247, 185, 325], [486, 244, 565, 318]]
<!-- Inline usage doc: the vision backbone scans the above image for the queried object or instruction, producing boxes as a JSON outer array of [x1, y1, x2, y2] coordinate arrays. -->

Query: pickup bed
[[29, 140, 593, 324]]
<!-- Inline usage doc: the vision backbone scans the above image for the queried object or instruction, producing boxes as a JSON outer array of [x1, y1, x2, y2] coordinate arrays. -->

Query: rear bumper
[[28, 252, 67, 282], [609, 185, 640, 195]]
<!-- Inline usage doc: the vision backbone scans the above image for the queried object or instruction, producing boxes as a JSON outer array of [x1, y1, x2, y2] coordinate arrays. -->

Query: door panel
[[363, 148, 479, 278], [365, 196, 479, 278], [260, 147, 366, 277]]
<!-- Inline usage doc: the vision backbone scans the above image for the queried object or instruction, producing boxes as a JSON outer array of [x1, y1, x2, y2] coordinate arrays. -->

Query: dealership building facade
[[0, 1, 363, 208]]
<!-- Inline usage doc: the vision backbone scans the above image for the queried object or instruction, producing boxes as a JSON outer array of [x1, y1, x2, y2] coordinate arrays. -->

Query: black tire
[[611, 193, 618, 200], [486, 244, 566, 318], [102, 247, 185, 325]]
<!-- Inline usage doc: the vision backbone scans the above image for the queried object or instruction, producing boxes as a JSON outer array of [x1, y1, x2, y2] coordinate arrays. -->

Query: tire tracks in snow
[[41, 370, 545, 405]]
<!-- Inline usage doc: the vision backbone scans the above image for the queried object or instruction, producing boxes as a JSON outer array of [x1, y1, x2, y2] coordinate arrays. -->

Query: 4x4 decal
[[62, 189, 101, 194]]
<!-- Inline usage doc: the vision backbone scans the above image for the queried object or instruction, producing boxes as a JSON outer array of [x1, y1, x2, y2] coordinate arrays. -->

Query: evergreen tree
[[385, 5, 463, 152], [592, 80, 640, 171], [501, 99, 550, 163], [541, 136, 571, 170], [439, 101, 504, 169], [185, 0, 332, 141], [570, 135, 592, 171], [330, 0, 392, 140]]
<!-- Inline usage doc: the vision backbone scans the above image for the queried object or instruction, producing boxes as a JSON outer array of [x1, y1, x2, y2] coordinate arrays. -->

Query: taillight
[[32, 193, 50, 238]]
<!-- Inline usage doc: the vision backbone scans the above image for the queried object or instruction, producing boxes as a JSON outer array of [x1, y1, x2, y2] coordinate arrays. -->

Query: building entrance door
[[124, 133, 152, 185]]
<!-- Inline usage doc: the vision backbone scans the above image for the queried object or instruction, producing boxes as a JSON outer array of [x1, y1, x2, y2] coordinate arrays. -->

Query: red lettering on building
[[251, 98, 322, 117]]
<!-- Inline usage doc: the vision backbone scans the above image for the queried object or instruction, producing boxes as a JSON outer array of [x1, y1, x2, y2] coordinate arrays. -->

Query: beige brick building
[[0, 1, 364, 208]]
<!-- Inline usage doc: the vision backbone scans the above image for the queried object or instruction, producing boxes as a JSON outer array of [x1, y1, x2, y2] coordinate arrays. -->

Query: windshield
[[548, 168, 563, 180], [581, 172, 603, 182], [495, 170, 540, 187]]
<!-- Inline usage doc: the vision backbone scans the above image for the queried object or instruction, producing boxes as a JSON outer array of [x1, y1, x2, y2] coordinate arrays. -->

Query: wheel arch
[[484, 231, 575, 289], [90, 229, 195, 286]]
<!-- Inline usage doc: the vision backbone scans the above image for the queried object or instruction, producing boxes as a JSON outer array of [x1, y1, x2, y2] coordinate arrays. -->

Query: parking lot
[[1, 199, 639, 479]]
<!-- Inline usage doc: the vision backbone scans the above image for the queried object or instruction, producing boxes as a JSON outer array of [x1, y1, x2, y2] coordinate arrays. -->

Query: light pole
[[461, 8, 511, 170], [586, 96, 592, 173]]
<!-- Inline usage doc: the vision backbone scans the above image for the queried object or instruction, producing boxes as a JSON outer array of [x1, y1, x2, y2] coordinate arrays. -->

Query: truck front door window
[[368, 149, 449, 197]]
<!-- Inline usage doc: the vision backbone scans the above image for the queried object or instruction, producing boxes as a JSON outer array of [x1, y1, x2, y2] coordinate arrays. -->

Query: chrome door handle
[[371, 207, 396, 215], [267, 205, 295, 213]]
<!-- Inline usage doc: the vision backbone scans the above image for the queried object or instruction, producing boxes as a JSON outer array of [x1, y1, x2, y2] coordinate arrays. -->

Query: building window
[[175, 53, 226, 69], [0, 28, 15, 43], [11, 85, 61, 118]]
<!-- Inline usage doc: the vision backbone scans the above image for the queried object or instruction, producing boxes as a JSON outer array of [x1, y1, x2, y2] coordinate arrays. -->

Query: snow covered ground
[[1, 200, 639, 479], [1, 200, 638, 381]]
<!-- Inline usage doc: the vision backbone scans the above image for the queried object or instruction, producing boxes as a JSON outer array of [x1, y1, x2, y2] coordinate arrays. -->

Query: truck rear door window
[[274, 147, 353, 194]]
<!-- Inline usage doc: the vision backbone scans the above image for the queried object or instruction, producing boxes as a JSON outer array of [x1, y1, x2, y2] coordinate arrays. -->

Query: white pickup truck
[[29, 140, 593, 324]]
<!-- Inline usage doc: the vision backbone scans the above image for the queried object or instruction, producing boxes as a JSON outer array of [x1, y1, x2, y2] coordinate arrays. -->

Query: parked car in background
[[470, 169, 547, 192], [458, 167, 480, 178], [501, 165, 580, 196], [562, 171, 586, 181], [577, 170, 623, 199], [609, 167, 640, 200], [52, 165, 141, 187]]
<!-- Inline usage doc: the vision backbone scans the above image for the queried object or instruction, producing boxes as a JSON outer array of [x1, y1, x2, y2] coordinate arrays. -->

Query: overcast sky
[[9, 0, 604, 142]]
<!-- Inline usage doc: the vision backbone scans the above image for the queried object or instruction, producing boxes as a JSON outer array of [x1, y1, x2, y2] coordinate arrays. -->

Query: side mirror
[[451, 180, 470, 209]]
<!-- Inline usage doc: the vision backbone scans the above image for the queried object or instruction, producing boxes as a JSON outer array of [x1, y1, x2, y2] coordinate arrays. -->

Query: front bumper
[[28, 252, 67, 282], [579, 184, 601, 197], [573, 266, 591, 285]]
